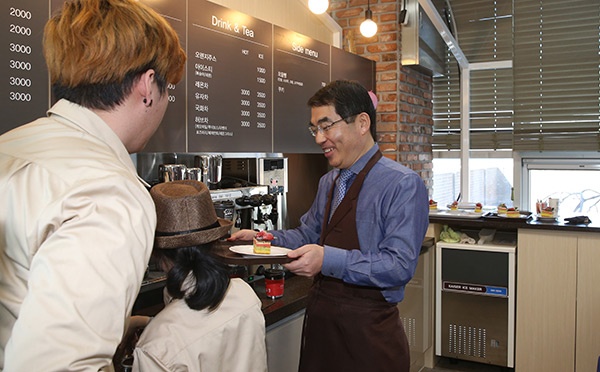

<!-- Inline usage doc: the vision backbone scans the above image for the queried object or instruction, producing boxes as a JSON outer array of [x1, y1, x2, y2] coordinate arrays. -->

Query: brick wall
[[329, 0, 433, 191]]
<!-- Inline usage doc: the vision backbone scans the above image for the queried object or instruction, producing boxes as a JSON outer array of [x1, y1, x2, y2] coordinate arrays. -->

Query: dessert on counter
[[540, 206, 555, 218], [429, 199, 438, 211], [506, 207, 520, 218], [497, 203, 508, 215]]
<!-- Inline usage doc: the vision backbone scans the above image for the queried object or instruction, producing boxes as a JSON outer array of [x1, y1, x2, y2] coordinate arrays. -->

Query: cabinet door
[[576, 235, 600, 372], [516, 230, 577, 372]]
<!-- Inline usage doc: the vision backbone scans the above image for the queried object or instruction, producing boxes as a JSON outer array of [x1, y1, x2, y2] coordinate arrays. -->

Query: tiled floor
[[422, 357, 513, 372]]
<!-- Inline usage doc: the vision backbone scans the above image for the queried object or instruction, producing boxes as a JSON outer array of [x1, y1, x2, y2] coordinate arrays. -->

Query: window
[[522, 157, 600, 220], [431, 0, 600, 208], [432, 157, 513, 208], [513, 0, 600, 151], [433, 0, 513, 151]]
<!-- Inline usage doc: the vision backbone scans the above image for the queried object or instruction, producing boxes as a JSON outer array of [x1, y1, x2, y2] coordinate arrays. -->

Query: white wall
[[209, 0, 340, 46]]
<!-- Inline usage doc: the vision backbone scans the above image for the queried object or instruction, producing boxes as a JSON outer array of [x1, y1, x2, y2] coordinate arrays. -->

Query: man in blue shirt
[[229, 80, 429, 372]]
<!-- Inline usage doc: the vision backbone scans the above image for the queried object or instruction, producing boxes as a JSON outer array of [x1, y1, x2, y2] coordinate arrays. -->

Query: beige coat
[[133, 278, 267, 372], [0, 99, 155, 371]]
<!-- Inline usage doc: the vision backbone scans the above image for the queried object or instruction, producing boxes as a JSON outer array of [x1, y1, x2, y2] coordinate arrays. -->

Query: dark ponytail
[[157, 244, 230, 311]]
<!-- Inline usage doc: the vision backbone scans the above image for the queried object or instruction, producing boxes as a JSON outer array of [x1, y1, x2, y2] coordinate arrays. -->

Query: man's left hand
[[283, 244, 324, 277]]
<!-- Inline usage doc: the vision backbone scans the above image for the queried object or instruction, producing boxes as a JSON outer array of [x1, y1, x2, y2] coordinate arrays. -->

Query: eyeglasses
[[307, 114, 359, 137]]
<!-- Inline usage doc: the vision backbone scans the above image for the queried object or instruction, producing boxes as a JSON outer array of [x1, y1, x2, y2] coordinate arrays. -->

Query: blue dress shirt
[[271, 144, 429, 303]]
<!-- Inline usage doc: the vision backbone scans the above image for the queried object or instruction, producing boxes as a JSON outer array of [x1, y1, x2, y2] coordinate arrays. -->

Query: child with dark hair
[[131, 180, 267, 371]]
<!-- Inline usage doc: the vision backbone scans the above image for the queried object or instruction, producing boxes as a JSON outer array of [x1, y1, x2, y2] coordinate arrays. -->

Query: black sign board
[[141, 0, 187, 153], [1, 0, 375, 154], [1, 2, 50, 134], [272, 26, 330, 154], [186, 1, 273, 153]]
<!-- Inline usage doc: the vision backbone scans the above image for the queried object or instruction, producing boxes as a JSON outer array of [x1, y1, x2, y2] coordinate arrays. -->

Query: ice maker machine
[[435, 241, 516, 368]]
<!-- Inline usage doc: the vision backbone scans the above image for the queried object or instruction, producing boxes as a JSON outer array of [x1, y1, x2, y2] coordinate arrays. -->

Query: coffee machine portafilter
[[234, 194, 278, 231]]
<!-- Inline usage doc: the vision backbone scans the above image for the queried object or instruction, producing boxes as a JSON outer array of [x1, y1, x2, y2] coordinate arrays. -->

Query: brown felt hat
[[150, 180, 233, 249]]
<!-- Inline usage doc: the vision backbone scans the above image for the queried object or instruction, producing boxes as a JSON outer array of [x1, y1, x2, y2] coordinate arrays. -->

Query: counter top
[[429, 213, 600, 233], [133, 238, 434, 326], [132, 273, 312, 327]]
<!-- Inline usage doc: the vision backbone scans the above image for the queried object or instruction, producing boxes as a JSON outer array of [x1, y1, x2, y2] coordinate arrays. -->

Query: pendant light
[[308, 0, 329, 15], [360, 0, 378, 38]]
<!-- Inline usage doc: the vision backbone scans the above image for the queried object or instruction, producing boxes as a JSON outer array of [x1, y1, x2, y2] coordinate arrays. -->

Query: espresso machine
[[135, 153, 288, 233], [209, 184, 271, 233], [220, 157, 288, 231]]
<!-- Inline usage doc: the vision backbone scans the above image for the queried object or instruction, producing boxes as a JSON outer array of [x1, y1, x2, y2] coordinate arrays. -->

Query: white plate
[[229, 245, 291, 257], [446, 202, 478, 210], [429, 210, 484, 219], [536, 215, 557, 222]]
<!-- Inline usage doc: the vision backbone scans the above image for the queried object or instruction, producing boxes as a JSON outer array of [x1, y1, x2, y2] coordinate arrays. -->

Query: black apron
[[298, 150, 410, 372]]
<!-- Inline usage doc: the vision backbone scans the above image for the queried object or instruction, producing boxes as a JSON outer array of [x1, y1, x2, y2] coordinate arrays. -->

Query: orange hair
[[44, 0, 186, 109]]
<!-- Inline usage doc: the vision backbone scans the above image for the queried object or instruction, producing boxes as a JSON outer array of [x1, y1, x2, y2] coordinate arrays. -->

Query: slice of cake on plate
[[253, 230, 274, 254]]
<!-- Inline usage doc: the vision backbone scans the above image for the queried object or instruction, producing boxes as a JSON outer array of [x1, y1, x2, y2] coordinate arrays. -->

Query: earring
[[143, 98, 147, 104]]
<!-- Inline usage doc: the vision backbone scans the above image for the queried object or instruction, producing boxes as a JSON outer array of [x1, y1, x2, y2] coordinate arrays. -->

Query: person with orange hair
[[0, 0, 185, 370]]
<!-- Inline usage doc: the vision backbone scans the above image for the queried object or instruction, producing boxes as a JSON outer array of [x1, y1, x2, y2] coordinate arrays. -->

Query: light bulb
[[308, 0, 329, 15], [360, 18, 377, 37]]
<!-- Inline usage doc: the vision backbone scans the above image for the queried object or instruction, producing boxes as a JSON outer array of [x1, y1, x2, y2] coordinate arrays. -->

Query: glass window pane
[[432, 158, 513, 208], [528, 169, 600, 220], [470, 158, 514, 208], [432, 158, 460, 207]]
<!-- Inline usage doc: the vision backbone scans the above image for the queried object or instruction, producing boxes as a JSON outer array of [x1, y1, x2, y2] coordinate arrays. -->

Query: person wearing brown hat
[[130, 180, 267, 371]]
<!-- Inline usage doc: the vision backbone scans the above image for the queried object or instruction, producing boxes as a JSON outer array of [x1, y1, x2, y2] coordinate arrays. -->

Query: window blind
[[513, 0, 600, 151], [433, 0, 513, 151]]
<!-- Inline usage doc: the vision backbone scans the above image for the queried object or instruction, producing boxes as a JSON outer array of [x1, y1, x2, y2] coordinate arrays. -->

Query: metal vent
[[400, 316, 417, 347], [447, 323, 486, 359]]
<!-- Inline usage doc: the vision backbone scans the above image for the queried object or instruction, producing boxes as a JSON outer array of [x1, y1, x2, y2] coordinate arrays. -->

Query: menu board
[[272, 26, 330, 154], [1, 0, 375, 154], [187, 0, 272, 152], [141, 0, 187, 153], [1, 2, 49, 133]]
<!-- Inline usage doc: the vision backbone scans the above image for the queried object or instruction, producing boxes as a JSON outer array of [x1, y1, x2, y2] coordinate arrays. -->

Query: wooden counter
[[427, 216, 600, 372], [429, 212, 600, 233], [132, 272, 312, 328]]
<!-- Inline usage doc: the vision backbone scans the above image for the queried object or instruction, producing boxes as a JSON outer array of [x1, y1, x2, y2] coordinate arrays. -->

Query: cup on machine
[[185, 167, 203, 181], [194, 155, 222, 188], [158, 164, 187, 182]]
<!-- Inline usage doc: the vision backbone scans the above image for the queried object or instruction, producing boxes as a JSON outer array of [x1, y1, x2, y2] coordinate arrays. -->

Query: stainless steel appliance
[[435, 239, 516, 368], [221, 157, 288, 230], [135, 153, 288, 231], [209, 185, 270, 233]]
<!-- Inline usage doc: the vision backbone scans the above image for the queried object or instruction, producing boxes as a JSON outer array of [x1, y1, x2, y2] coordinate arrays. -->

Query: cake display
[[253, 231, 274, 254], [429, 199, 438, 211], [540, 206, 555, 218], [474, 202, 483, 213], [497, 203, 508, 215], [506, 207, 520, 218]]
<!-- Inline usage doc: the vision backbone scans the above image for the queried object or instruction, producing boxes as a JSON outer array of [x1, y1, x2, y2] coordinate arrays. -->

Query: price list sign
[[0, 2, 49, 135], [272, 26, 330, 153], [187, 0, 273, 153], [141, 0, 187, 153]]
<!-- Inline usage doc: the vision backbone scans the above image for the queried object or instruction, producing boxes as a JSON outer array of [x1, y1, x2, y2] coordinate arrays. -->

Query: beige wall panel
[[515, 229, 577, 372], [576, 235, 600, 372]]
